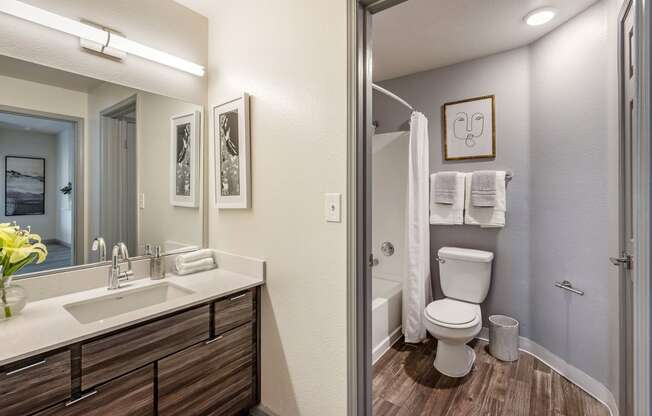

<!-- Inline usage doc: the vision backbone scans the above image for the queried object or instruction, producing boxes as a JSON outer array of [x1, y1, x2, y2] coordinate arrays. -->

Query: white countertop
[[0, 268, 264, 366]]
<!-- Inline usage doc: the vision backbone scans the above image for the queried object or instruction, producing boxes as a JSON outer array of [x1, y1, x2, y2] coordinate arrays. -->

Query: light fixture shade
[[0, 0, 206, 77], [524, 7, 557, 26], [0, 0, 108, 45], [109, 35, 205, 77]]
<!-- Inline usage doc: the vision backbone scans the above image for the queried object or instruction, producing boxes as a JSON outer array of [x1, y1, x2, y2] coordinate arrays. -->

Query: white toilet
[[424, 247, 494, 378]]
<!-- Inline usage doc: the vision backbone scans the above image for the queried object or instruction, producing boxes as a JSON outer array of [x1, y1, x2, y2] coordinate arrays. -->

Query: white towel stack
[[175, 249, 218, 275], [464, 171, 506, 228], [430, 172, 465, 225]]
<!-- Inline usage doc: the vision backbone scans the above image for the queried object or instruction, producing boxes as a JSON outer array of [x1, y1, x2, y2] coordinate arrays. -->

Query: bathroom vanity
[[0, 264, 264, 416]]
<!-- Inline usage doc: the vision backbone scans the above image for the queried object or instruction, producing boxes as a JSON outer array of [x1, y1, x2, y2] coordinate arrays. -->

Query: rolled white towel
[[175, 257, 217, 275], [175, 249, 217, 270]]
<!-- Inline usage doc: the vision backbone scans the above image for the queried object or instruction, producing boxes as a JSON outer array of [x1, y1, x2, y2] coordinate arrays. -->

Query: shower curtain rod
[[372, 83, 415, 112]]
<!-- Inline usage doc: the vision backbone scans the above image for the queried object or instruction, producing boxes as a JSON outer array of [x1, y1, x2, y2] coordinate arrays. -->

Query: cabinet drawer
[[158, 323, 254, 416], [81, 305, 209, 389], [214, 290, 254, 335], [0, 351, 71, 416], [35, 365, 154, 416]]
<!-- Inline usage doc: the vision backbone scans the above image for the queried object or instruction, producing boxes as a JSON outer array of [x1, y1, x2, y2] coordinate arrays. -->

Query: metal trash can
[[488, 315, 519, 362]]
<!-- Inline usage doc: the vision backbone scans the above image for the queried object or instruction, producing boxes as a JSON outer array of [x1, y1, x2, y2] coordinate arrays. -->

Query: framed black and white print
[[212, 93, 251, 209], [5, 156, 45, 216], [442, 95, 496, 160], [170, 111, 201, 207]]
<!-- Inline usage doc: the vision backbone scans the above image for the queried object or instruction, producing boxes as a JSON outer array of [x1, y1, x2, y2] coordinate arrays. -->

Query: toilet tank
[[437, 247, 494, 303]]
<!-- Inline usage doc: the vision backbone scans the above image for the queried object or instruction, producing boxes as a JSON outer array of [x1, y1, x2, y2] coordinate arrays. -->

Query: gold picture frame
[[442, 95, 496, 161]]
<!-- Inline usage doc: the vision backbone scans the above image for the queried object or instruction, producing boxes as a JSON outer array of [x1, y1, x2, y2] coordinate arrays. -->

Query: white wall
[[0, 127, 59, 240], [191, 1, 350, 414], [372, 132, 409, 280], [0, 0, 208, 104]]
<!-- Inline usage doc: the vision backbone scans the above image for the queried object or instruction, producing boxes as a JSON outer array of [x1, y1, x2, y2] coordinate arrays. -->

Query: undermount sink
[[63, 283, 195, 324]]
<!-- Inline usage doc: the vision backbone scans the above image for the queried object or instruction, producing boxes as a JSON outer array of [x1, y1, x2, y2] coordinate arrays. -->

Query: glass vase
[[0, 281, 26, 319]]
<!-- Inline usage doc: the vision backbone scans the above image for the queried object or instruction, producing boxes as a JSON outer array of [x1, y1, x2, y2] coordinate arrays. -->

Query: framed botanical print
[[442, 95, 496, 160], [170, 111, 201, 207], [212, 93, 251, 209], [5, 156, 45, 216]]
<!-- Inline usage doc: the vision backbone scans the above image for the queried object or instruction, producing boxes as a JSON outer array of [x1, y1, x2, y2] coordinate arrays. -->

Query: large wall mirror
[[0, 55, 205, 277]]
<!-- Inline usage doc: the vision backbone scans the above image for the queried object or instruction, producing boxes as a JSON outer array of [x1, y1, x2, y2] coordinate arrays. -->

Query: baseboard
[[249, 405, 280, 416], [372, 326, 403, 364], [477, 328, 619, 416]]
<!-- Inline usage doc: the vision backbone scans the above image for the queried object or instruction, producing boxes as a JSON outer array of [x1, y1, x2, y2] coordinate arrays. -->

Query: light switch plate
[[325, 193, 341, 223]]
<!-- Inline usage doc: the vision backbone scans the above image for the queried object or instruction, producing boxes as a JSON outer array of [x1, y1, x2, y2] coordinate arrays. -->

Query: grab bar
[[555, 280, 584, 296]]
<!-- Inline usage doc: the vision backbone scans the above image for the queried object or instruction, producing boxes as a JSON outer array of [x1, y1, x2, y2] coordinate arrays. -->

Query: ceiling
[[372, 0, 598, 81], [0, 112, 74, 135], [173, 0, 213, 18]]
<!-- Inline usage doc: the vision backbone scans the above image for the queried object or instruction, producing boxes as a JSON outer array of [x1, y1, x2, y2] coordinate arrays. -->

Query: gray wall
[[373, 0, 617, 390], [0, 127, 59, 240]]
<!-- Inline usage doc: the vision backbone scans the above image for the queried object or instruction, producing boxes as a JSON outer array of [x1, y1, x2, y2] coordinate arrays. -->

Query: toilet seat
[[425, 298, 480, 329]]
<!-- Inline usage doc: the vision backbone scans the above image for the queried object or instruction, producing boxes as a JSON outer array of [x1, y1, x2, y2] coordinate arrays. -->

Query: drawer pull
[[230, 293, 247, 301], [5, 359, 46, 376], [65, 390, 98, 406], [205, 335, 224, 345]]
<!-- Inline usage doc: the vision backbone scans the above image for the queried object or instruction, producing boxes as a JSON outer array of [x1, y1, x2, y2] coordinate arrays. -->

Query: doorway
[[0, 107, 84, 275], [99, 96, 138, 255], [349, 0, 651, 415]]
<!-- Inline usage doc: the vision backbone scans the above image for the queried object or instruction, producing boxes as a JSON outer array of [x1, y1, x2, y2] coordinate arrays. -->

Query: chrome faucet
[[108, 242, 133, 290], [91, 237, 107, 262]]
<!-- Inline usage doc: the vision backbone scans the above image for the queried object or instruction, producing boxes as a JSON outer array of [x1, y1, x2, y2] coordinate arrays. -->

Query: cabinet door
[[0, 351, 70, 416], [214, 290, 254, 335], [35, 365, 154, 416], [158, 323, 254, 416], [81, 305, 209, 389]]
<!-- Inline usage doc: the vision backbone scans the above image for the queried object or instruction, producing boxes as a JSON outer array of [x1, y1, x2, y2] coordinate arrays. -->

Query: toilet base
[[433, 341, 476, 378]]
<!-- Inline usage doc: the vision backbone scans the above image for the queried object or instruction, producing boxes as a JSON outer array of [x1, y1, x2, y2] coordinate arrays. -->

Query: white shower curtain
[[403, 111, 432, 343]]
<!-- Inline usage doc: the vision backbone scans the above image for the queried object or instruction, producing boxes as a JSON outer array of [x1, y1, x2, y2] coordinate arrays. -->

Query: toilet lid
[[425, 299, 478, 325]]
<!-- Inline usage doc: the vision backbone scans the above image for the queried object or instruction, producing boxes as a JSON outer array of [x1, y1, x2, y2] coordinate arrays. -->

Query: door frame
[[347, 1, 408, 415], [0, 104, 85, 268], [633, 0, 651, 414], [99, 94, 139, 255]]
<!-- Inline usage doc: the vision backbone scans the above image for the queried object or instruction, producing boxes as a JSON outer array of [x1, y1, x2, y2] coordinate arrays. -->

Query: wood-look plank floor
[[373, 338, 609, 416], [17, 243, 72, 275]]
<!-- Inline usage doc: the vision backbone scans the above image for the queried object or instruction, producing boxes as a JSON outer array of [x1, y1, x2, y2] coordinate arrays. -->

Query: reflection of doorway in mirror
[[0, 109, 79, 275], [99, 96, 138, 257]]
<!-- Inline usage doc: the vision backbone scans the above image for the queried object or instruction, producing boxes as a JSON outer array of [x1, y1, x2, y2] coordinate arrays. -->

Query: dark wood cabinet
[[0, 351, 70, 416], [81, 305, 210, 389], [214, 290, 254, 335], [3, 287, 259, 416], [158, 323, 255, 416], [35, 365, 154, 416]]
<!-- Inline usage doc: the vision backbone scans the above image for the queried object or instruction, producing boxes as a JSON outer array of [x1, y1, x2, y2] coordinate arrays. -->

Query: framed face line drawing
[[442, 95, 496, 161]]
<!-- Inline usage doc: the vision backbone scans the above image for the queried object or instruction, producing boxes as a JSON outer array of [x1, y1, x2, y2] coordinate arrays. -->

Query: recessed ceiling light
[[524, 7, 557, 26]]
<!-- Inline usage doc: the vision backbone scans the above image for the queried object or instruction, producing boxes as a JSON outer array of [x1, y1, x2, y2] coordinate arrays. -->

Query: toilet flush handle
[[435, 256, 445, 264]]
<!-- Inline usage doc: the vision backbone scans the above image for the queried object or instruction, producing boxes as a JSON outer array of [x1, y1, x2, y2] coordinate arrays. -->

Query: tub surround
[[2, 250, 265, 366]]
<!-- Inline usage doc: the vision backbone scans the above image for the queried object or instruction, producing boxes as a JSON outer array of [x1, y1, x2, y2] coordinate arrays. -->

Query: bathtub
[[372, 276, 403, 364]]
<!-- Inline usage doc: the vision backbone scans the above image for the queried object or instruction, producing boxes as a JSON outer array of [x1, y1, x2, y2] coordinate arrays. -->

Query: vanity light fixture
[[0, 0, 205, 77], [524, 7, 557, 26]]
